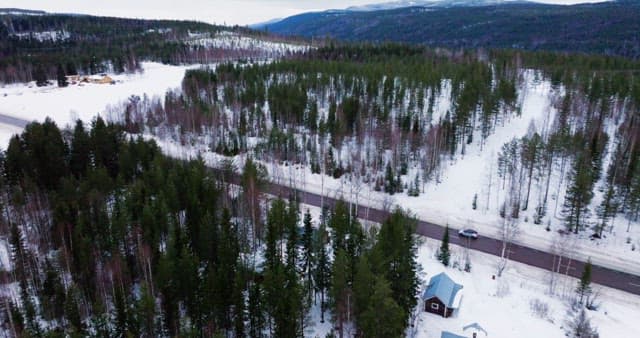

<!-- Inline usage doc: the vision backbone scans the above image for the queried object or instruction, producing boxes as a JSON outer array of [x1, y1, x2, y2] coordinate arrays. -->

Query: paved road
[[0, 114, 634, 296], [255, 177, 640, 296], [0, 113, 30, 129]]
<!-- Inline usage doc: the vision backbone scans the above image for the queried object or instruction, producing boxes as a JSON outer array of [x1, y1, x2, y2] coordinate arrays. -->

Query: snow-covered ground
[[11, 30, 70, 42], [264, 73, 640, 276], [140, 71, 640, 277], [0, 239, 11, 272], [0, 58, 637, 278], [186, 30, 310, 54], [0, 62, 194, 149], [411, 239, 640, 338], [293, 204, 640, 338], [0, 122, 23, 147], [1, 56, 638, 337]]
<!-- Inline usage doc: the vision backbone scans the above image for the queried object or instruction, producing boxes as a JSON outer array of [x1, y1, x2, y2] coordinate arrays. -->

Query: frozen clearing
[[0, 62, 193, 137]]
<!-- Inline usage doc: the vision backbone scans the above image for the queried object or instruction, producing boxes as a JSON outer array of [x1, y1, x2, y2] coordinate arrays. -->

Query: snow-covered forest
[[2, 32, 640, 337], [119, 45, 640, 247]]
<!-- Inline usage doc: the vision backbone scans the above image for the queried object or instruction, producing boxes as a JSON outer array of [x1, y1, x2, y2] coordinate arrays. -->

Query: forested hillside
[[0, 13, 306, 84], [262, 0, 640, 59]]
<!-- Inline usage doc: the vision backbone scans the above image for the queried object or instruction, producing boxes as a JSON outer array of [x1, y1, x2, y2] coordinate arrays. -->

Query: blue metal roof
[[422, 272, 463, 308], [441, 332, 467, 338]]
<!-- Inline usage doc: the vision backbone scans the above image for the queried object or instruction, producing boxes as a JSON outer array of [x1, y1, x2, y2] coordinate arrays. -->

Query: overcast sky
[[2, 0, 610, 26]]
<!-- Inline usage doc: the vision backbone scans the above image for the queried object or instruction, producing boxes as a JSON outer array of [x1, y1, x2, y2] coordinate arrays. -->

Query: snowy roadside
[[135, 70, 640, 278], [1, 61, 637, 278]]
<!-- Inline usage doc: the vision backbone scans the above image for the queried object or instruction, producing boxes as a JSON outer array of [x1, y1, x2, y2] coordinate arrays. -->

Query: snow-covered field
[[0, 61, 194, 148], [411, 239, 640, 338]]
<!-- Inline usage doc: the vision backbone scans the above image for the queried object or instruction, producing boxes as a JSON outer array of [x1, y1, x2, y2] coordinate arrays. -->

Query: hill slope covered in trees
[[0, 12, 305, 84], [263, 0, 640, 58]]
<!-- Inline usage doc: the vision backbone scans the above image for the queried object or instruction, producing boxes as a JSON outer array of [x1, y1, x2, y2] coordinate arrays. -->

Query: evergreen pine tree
[[359, 277, 405, 338], [232, 272, 246, 338], [372, 208, 418, 323], [384, 162, 396, 194], [563, 156, 594, 233], [9, 301, 25, 337], [438, 226, 451, 267], [10, 224, 27, 284], [33, 64, 48, 87], [352, 254, 374, 327], [41, 259, 65, 320], [329, 200, 351, 255], [113, 283, 128, 336], [577, 259, 593, 305], [314, 220, 331, 323], [285, 202, 299, 271], [301, 209, 315, 304], [70, 121, 91, 176], [595, 184, 617, 236], [248, 282, 264, 338], [330, 249, 350, 337], [137, 283, 156, 336], [66, 61, 77, 76], [408, 174, 420, 197], [20, 282, 41, 335], [57, 63, 68, 87]]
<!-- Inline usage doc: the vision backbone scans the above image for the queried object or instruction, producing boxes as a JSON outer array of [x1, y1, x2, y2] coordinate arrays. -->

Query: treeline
[[0, 14, 208, 83], [0, 13, 301, 84], [0, 117, 418, 336]]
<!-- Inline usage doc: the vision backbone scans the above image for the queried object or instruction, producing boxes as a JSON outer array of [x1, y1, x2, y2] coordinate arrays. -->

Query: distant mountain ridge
[[0, 8, 47, 15], [262, 0, 640, 58], [345, 0, 531, 11], [251, 0, 533, 28]]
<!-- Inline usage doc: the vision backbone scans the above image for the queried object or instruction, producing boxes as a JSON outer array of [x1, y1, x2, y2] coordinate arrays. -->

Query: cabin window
[[430, 303, 439, 310]]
